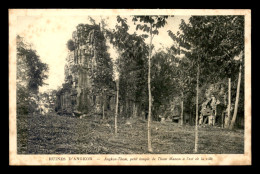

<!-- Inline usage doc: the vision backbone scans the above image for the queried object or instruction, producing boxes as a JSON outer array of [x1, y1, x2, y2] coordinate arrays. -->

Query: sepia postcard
[[9, 9, 251, 165]]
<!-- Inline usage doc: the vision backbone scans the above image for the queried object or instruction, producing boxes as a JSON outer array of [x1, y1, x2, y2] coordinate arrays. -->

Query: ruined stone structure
[[199, 95, 220, 126], [55, 24, 115, 116]]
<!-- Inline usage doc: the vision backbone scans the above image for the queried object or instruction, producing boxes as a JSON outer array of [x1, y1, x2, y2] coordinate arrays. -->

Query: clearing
[[17, 114, 244, 154]]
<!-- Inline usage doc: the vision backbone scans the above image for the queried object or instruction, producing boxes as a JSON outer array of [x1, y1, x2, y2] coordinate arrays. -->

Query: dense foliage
[[17, 35, 49, 115], [167, 16, 244, 129], [66, 39, 75, 51], [105, 16, 149, 117]]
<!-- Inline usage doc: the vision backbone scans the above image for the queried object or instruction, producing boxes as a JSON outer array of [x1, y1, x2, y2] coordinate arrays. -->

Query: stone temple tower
[[55, 23, 115, 116]]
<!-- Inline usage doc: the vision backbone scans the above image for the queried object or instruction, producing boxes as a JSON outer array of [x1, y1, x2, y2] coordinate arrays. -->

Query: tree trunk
[[225, 78, 231, 128], [214, 107, 217, 126], [230, 64, 242, 129], [103, 101, 105, 119], [133, 102, 138, 118], [124, 100, 126, 118], [189, 109, 192, 125], [115, 79, 119, 135], [126, 100, 131, 118], [222, 93, 227, 128], [180, 91, 184, 126], [194, 64, 200, 153], [147, 23, 153, 152], [204, 116, 209, 124], [102, 91, 105, 119], [221, 112, 224, 128]]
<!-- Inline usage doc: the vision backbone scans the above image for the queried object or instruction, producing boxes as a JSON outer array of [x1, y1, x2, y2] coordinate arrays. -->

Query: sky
[[16, 15, 190, 93]]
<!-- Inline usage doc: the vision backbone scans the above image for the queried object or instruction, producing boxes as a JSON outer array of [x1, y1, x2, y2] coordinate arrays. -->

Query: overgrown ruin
[[55, 23, 115, 116]]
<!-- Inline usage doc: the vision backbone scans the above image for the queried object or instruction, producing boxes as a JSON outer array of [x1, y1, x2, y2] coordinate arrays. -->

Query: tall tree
[[225, 78, 232, 128], [195, 62, 200, 152], [115, 78, 119, 134], [133, 15, 169, 152], [230, 51, 243, 129], [105, 16, 129, 134], [17, 35, 49, 115], [105, 16, 148, 134]]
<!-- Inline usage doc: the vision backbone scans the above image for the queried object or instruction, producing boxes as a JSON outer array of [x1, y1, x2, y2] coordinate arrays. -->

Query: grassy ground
[[17, 114, 244, 154]]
